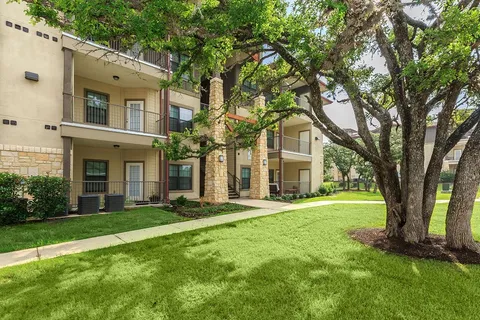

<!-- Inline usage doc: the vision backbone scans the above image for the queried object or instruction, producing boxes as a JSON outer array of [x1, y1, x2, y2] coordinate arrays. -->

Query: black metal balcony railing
[[70, 95, 166, 136], [107, 39, 168, 69], [270, 136, 311, 155], [70, 181, 165, 209]]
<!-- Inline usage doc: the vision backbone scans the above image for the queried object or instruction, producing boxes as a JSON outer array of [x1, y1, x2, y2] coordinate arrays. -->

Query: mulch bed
[[349, 228, 480, 264]]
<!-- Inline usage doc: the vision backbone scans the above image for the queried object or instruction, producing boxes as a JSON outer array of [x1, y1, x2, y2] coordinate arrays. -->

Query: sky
[[322, 3, 430, 133]]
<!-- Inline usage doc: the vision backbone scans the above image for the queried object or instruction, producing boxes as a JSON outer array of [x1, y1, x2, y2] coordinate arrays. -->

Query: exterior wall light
[[113, 145, 120, 149], [219, 155, 224, 162], [263, 159, 267, 166], [113, 75, 120, 81]]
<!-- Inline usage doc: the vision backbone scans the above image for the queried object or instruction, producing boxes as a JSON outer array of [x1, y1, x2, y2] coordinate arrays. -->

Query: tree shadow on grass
[[1, 212, 480, 320]]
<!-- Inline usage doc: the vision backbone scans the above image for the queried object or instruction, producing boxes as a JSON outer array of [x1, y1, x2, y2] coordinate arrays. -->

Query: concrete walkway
[[0, 199, 395, 269]]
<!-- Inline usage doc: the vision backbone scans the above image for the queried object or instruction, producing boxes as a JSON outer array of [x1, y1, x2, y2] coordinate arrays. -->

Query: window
[[171, 53, 189, 78], [85, 90, 108, 125], [84, 160, 108, 193], [267, 130, 275, 149], [241, 167, 251, 190], [247, 149, 252, 160], [241, 79, 257, 93], [170, 105, 193, 132], [454, 149, 462, 160], [269, 169, 275, 183], [169, 164, 192, 190]]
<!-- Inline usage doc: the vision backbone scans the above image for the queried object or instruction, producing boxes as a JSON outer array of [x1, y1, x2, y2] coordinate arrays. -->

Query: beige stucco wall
[[0, 1, 63, 149], [72, 145, 159, 182]]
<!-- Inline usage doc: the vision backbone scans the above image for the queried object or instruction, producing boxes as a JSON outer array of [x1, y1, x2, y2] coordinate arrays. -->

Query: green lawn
[[1, 203, 480, 319], [0, 203, 253, 254], [295, 185, 480, 203]]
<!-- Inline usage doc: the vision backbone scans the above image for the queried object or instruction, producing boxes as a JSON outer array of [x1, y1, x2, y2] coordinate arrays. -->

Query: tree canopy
[[21, 0, 480, 248]]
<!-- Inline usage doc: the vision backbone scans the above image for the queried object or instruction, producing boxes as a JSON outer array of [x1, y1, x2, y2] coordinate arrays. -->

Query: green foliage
[[323, 143, 356, 180], [440, 171, 455, 183], [0, 173, 28, 225], [174, 195, 188, 207], [26, 176, 69, 220]]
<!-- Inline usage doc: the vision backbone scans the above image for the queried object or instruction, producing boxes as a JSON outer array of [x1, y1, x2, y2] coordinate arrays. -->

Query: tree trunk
[[401, 110, 427, 243], [342, 175, 346, 191], [357, 176, 361, 191], [347, 175, 350, 190], [446, 124, 480, 252], [375, 165, 404, 238]]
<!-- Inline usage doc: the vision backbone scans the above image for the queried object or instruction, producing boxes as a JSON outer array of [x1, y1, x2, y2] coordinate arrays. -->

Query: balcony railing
[[106, 39, 168, 69], [294, 96, 311, 112], [269, 136, 311, 155], [70, 180, 165, 209], [69, 95, 166, 136]]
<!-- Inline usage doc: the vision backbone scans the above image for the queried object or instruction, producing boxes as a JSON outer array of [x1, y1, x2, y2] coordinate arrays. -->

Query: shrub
[[275, 197, 282, 201], [439, 171, 455, 183], [292, 194, 298, 200], [318, 184, 328, 195], [27, 176, 69, 220], [175, 195, 188, 207], [0, 173, 28, 225]]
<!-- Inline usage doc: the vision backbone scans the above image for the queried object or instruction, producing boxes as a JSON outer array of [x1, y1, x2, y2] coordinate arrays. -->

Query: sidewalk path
[[0, 199, 455, 269]]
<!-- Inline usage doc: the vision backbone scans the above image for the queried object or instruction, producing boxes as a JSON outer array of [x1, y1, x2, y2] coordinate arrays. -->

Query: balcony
[[268, 135, 312, 162], [294, 96, 311, 112], [70, 95, 165, 135], [62, 95, 167, 145]]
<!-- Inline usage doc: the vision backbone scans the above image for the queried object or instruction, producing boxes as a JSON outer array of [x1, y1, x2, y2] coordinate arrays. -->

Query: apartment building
[[424, 125, 470, 173], [0, 2, 328, 208]]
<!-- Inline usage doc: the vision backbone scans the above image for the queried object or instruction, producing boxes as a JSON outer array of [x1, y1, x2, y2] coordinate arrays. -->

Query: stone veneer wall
[[203, 77, 229, 204], [0, 144, 63, 176], [249, 96, 270, 199]]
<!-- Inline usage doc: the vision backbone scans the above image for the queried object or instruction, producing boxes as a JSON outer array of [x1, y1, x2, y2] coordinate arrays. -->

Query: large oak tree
[[22, 0, 480, 248]]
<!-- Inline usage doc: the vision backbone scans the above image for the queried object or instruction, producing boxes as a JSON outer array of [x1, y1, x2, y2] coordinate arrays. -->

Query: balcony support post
[[250, 96, 269, 199], [163, 53, 171, 203], [278, 119, 284, 196]]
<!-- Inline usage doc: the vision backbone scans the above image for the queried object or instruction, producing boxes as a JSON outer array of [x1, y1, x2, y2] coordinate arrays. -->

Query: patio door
[[126, 162, 143, 202], [299, 130, 310, 154], [126, 100, 144, 132], [299, 169, 310, 194]]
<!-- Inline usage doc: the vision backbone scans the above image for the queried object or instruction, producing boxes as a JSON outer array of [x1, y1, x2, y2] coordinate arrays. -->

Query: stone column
[[204, 76, 229, 203], [250, 96, 270, 199]]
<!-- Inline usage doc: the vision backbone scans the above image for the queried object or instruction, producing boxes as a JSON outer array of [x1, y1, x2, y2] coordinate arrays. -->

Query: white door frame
[[126, 162, 144, 201], [126, 100, 144, 132]]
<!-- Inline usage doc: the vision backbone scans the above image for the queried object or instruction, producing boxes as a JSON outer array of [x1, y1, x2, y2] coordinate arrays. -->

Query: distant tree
[[354, 158, 374, 191], [324, 144, 356, 191]]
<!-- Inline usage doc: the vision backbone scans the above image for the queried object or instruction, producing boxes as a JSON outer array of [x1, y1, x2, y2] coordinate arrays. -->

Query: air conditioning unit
[[78, 195, 100, 215], [104, 194, 125, 212]]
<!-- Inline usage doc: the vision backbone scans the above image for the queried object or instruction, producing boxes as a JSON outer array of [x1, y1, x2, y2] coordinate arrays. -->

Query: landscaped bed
[[1, 203, 480, 319], [0, 202, 255, 253]]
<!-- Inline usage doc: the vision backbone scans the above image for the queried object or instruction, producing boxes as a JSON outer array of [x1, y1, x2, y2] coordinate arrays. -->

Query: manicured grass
[[1, 203, 480, 319], [0, 203, 254, 253], [0, 207, 186, 253], [295, 186, 480, 203]]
